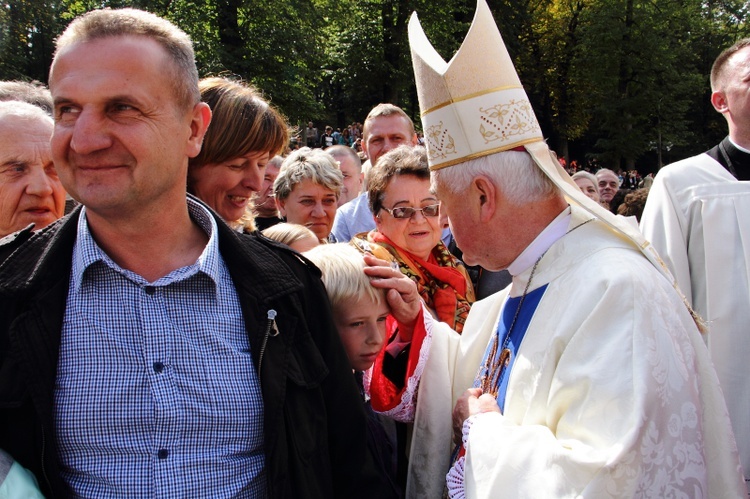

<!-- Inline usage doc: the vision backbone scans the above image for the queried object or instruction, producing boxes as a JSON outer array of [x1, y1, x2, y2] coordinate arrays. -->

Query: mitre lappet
[[408, 0, 675, 282]]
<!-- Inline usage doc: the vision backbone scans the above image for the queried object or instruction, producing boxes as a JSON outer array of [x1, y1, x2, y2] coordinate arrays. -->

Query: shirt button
[[153, 362, 164, 373], [144, 286, 155, 295], [158, 449, 169, 460]]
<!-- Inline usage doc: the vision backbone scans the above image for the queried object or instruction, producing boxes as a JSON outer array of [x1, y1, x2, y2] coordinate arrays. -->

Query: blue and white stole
[[473, 284, 547, 411]]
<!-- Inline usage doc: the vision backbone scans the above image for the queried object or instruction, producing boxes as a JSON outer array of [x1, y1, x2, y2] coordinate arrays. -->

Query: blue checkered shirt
[[55, 200, 266, 497]]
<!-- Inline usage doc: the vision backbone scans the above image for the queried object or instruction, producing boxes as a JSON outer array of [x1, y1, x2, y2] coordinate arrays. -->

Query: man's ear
[[186, 102, 212, 158], [711, 90, 729, 114], [472, 175, 496, 223]]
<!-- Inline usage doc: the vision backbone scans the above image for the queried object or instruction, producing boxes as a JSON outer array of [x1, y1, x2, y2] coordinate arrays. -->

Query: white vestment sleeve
[[640, 165, 693, 304]]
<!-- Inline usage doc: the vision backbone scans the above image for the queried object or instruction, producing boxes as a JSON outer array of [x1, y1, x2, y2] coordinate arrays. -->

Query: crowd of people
[[1, 1, 750, 498], [303, 121, 363, 150]]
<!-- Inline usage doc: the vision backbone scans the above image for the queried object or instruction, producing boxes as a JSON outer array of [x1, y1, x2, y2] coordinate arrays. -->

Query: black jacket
[[0, 205, 387, 498]]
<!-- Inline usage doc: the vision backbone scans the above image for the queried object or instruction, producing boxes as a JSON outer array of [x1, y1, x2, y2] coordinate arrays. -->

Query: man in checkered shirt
[[0, 8, 386, 498]]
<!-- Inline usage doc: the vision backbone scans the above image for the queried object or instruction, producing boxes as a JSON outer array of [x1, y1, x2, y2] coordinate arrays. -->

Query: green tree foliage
[[576, 0, 706, 169], [1, 0, 748, 168], [0, 0, 59, 81]]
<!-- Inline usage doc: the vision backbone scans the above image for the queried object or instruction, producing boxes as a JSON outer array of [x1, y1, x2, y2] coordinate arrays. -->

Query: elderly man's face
[[253, 161, 281, 217], [431, 174, 495, 268], [49, 36, 208, 219], [0, 117, 65, 237], [432, 168, 529, 272], [597, 171, 619, 203]]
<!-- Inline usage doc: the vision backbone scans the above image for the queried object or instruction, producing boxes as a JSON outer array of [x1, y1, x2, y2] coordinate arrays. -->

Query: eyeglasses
[[380, 203, 440, 220]]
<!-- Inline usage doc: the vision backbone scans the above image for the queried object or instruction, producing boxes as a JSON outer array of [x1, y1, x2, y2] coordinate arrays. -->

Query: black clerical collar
[[707, 137, 750, 181]]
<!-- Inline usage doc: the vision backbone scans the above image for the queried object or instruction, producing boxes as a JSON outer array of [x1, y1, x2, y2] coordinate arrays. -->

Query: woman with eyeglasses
[[351, 146, 475, 333]]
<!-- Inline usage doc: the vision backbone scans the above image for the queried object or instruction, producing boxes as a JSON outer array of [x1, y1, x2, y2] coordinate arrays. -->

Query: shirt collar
[[507, 206, 571, 277], [71, 198, 221, 291], [728, 137, 750, 154]]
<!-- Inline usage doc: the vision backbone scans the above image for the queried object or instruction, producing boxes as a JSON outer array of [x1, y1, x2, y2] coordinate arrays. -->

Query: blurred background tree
[[1, 0, 747, 171]]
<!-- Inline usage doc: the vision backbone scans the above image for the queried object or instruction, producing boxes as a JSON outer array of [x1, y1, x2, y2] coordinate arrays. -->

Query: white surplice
[[641, 152, 750, 494], [383, 205, 744, 498]]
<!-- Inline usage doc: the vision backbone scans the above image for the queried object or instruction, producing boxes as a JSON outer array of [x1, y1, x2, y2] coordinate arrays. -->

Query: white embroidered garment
[[383, 205, 745, 499], [641, 153, 750, 494]]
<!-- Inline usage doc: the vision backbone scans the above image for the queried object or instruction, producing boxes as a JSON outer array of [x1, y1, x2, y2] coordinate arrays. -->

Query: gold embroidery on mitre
[[479, 99, 540, 144], [425, 121, 457, 160]]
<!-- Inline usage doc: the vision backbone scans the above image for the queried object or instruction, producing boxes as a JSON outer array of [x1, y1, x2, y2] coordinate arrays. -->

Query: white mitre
[[408, 0, 676, 284]]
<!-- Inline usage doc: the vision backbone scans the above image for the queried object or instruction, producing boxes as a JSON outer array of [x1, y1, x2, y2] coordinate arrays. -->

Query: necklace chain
[[478, 249, 545, 397]]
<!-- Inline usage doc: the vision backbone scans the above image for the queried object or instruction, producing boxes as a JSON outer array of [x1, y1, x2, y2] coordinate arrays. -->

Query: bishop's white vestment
[[373, 205, 745, 498], [641, 150, 750, 494]]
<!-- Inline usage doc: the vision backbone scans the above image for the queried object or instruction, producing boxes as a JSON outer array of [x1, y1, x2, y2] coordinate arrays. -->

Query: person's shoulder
[[338, 192, 368, 216], [232, 229, 322, 279], [573, 238, 662, 289], [336, 196, 359, 218], [0, 214, 76, 293], [656, 152, 725, 185], [0, 225, 35, 263]]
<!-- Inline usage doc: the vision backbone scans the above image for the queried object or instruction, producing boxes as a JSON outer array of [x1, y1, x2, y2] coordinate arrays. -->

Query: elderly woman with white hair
[[571, 171, 600, 203], [273, 147, 344, 242]]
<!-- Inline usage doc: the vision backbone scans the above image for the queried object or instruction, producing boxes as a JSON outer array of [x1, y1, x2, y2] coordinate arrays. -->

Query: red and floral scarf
[[352, 231, 475, 333]]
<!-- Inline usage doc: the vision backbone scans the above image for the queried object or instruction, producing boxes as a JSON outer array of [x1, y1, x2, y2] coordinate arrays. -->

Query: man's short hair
[[326, 145, 362, 171], [268, 155, 283, 169], [432, 150, 558, 206], [710, 38, 750, 91], [273, 147, 343, 201], [367, 145, 429, 215], [362, 103, 414, 140], [304, 243, 386, 310], [0, 81, 53, 115], [54, 8, 200, 109], [596, 168, 618, 181], [190, 77, 288, 169], [0, 100, 54, 127]]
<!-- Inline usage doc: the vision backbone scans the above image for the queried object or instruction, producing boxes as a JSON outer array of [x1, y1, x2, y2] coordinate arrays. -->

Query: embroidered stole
[[474, 284, 548, 411]]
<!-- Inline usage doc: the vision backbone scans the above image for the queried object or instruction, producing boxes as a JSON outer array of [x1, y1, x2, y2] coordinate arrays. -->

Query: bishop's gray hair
[[431, 150, 558, 206]]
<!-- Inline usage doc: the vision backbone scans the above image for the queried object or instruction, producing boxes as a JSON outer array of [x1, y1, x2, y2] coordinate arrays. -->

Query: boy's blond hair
[[304, 243, 386, 310]]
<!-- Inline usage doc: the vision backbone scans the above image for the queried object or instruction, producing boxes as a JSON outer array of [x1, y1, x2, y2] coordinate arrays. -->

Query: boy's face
[[334, 295, 390, 372]]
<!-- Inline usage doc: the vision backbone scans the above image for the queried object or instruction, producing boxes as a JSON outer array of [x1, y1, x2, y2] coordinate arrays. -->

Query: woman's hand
[[363, 253, 421, 341]]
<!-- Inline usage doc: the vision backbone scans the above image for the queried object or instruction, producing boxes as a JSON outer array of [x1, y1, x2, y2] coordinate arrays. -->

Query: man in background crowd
[[253, 155, 283, 231], [331, 103, 416, 242], [305, 121, 318, 148], [595, 168, 620, 209], [327, 144, 363, 207], [320, 125, 336, 148]]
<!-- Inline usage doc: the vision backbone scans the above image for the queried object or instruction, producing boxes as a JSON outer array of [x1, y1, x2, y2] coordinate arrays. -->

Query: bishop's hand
[[452, 388, 501, 445]]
